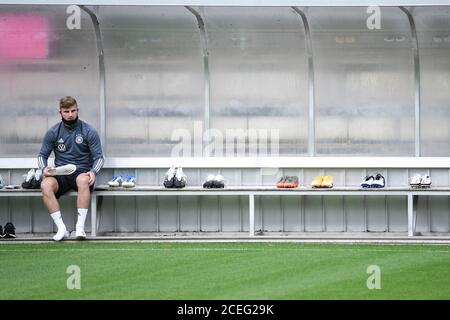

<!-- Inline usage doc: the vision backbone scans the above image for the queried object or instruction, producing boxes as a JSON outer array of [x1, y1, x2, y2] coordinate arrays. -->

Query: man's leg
[[41, 177, 69, 241], [75, 173, 91, 239]]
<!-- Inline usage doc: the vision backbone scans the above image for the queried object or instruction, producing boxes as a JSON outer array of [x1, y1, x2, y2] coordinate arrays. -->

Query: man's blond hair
[[59, 96, 77, 109]]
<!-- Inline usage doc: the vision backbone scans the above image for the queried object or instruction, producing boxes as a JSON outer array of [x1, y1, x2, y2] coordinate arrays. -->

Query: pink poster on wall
[[0, 14, 49, 59]]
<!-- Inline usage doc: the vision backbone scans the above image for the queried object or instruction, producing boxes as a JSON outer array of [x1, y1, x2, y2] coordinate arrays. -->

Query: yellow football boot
[[311, 176, 323, 188], [322, 175, 334, 188]]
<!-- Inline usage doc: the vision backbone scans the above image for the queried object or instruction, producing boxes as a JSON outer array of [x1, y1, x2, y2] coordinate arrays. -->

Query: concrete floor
[[3, 231, 450, 244]]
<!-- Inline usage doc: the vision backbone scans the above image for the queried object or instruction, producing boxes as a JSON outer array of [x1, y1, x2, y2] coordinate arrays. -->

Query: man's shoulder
[[79, 120, 99, 135]]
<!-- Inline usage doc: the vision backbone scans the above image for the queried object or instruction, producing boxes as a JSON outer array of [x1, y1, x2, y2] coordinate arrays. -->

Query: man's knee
[[76, 175, 90, 190], [41, 178, 57, 195]]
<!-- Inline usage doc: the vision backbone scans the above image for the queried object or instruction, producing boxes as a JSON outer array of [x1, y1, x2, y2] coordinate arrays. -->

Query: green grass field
[[0, 242, 449, 300]]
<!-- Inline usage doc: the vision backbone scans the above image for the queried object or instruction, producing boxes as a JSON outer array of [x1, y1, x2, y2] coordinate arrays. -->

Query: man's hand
[[87, 171, 96, 186], [43, 167, 54, 177]]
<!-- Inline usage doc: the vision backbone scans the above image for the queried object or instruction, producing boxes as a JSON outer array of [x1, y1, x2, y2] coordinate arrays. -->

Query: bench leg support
[[249, 193, 255, 237], [407, 193, 414, 237]]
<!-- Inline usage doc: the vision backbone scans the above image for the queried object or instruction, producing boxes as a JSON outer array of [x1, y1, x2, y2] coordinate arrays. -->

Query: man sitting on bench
[[37, 96, 104, 241]]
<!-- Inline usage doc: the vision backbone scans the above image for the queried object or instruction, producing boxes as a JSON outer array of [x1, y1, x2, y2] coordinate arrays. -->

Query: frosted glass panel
[[205, 7, 309, 156], [0, 5, 99, 157], [311, 7, 415, 156], [416, 7, 450, 156], [100, 6, 204, 156]]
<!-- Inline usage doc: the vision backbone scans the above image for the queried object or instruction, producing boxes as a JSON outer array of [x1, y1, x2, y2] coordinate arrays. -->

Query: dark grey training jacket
[[37, 119, 104, 175]]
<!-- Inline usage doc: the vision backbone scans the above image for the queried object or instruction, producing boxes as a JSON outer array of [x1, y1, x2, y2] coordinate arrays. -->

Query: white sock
[[50, 211, 65, 229], [76, 208, 88, 230]]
